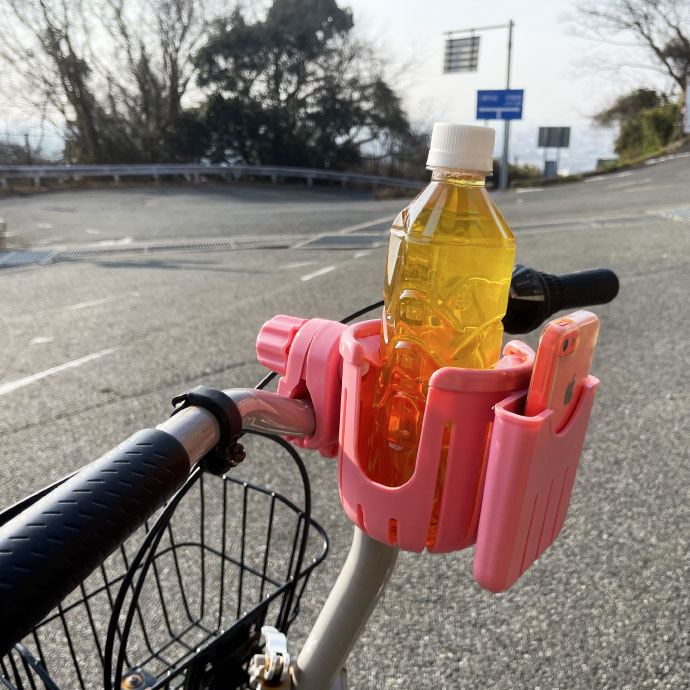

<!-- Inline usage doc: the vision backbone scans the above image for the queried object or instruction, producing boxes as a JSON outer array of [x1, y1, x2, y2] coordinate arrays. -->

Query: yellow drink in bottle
[[367, 124, 515, 544]]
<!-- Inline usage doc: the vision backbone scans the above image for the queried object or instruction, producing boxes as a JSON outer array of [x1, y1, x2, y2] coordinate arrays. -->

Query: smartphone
[[524, 310, 599, 431]]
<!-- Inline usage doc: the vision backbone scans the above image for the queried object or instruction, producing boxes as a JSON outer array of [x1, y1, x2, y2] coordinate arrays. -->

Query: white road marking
[[30, 336, 54, 345], [644, 152, 690, 166], [586, 170, 634, 183], [605, 181, 640, 190], [87, 237, 133, 247], [0, 348, 116, 396], [515, 187, 545, 194], [284, 260, 316, 269], [337, 215, 392, 235], [86, 228, 102, 235], [354, 250, 372, 258], [37, 222, 53, 229], [623, 183, 679, 193], [301, 265, 337, 282], [517, 222, 636, 236], [66, 297, 112, 311]]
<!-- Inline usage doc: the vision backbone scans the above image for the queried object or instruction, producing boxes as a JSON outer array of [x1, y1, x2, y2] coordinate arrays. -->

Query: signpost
[[538, 127, 570, 148], [442, 20, 519, 190], [538, 127, 571, 177], [444, 35, 480, 73], [476, 90, 524, 120]]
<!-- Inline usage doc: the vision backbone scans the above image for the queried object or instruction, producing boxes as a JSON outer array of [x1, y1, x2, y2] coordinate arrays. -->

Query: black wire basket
[[0, 436, 328, 690]]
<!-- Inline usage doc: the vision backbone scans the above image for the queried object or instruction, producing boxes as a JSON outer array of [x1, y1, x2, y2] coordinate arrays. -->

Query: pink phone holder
[[257, 315, 599, 588], [473, 377, 599, 592]]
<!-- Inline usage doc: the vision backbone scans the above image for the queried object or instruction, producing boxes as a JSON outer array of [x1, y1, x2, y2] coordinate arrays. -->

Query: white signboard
[[685, 84, 690, 134]]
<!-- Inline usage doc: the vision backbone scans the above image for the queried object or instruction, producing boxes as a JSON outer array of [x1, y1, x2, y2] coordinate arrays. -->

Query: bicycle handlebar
[[503, 265, 620, 334], [0, 429, 191, 656], [0, 389, 315, 657]]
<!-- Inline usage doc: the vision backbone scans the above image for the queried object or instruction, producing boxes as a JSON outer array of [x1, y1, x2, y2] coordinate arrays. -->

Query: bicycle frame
[[294, 527, 398, 690]]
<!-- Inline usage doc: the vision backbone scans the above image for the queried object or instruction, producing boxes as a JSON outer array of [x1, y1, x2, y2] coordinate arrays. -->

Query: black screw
[[228, 442, 246, 466]]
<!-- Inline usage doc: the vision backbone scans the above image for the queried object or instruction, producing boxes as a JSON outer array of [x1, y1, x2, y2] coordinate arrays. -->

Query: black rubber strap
[[171, 385, 244, 474]]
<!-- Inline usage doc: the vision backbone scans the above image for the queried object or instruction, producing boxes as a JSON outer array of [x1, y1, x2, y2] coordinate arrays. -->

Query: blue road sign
[[476, 89, 524, 120]]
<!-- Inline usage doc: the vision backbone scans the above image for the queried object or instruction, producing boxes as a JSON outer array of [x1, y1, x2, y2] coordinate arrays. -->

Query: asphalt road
[[0, 153, 689, 689], [0, 184, 396, 247]]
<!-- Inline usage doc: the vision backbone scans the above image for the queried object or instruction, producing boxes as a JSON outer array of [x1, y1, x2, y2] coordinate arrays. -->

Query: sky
[[345, 0, 671, 173]]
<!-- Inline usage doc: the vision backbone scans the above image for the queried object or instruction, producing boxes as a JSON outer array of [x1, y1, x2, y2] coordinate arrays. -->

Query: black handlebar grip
[[546, 268, 620, 313], [504, 265, 620, 334], [0, 429, 190, 656]]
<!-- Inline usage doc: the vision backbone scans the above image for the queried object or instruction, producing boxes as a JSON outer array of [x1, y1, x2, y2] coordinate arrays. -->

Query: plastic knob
[[256, 315, 308, 375]]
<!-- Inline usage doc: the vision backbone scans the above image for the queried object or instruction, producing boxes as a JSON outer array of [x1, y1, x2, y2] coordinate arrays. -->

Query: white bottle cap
[[426, 123, 495, 173]]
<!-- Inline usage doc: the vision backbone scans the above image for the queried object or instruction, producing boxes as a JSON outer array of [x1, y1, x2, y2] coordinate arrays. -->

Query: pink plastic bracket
[[473, 376, 599, 592], [257, 316, 347, 458], [338, 320, 535, 553]]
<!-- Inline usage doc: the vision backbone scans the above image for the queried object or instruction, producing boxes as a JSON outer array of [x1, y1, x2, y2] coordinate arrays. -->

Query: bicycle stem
[[293, 526, 398, 690], [156, 388, 316, 465]]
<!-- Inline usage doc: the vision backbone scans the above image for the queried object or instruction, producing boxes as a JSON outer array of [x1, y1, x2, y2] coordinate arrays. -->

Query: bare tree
[[0, 0, 215, 162], [576, 0, 690, 93]]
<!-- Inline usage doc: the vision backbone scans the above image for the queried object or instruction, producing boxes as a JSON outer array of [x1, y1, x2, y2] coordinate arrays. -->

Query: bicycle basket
[[0, 434, 328, 690]]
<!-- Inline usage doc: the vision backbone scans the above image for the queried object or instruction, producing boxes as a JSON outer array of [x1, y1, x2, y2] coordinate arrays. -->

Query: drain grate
[[656, 208, 690, 222], [0, 250, 57, 267], [0, 231, 391, 269], [56, 235, 305, 259], [0, 235, 306, 268]]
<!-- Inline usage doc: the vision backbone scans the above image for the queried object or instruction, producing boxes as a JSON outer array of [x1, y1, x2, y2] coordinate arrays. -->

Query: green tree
[[593, 88, 662, 126], [594, 88, 681, 159], [195, 0, 416, 169]]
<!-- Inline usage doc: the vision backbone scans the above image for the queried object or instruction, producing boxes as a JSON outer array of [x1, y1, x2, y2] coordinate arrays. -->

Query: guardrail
[[0, 163, 424, 191]]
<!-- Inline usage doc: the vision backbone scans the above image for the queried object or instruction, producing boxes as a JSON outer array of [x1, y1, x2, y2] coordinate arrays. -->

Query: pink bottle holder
[[338, 320, 536, 554], [257, 314, 600, 589], [473, 377, 599, 592]]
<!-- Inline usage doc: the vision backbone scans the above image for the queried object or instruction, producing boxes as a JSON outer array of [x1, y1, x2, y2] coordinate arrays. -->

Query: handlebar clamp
[[171, 385, 245, 474]]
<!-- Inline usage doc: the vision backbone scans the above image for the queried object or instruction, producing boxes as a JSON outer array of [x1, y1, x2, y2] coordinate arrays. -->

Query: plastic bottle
[[367, 123, 515, 540]]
